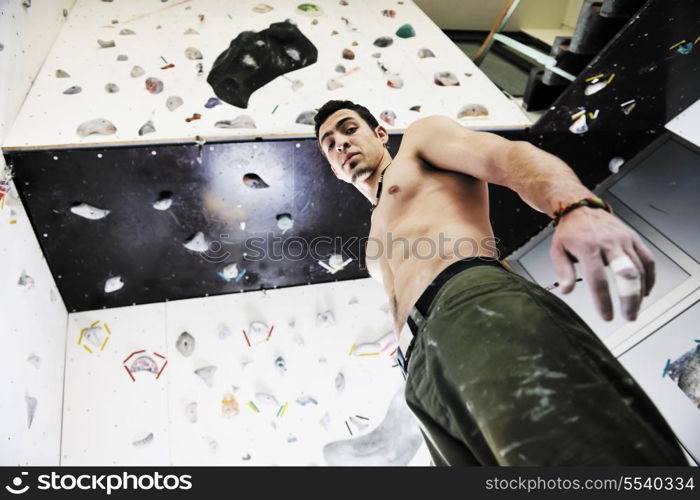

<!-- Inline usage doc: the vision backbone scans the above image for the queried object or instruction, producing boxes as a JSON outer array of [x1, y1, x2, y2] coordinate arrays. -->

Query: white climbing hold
[[104, 276, 124, 293], [183, 232, 209, 252], [26, 395, 37, 429], [185, 402, 198, 423], [316, 310, 335, 328], [70, 203, 110, 220], [194, 365, 216, 387], [176, 331, 195, 357], [76, 119, 117, 138]]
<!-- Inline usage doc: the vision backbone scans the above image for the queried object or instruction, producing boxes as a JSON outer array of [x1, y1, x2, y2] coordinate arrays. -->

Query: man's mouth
[[343, 153, 358, 167]]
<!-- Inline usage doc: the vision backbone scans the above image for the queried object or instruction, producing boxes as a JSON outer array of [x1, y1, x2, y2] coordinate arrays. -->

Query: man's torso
[[366, 143, 498, 333]]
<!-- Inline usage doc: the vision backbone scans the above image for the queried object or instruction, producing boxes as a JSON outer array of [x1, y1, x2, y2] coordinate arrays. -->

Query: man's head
[[314, 100, 389, 185]]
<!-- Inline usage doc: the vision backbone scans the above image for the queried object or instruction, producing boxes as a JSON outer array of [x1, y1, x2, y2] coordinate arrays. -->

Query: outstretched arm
[[403, 115, 654, 321]]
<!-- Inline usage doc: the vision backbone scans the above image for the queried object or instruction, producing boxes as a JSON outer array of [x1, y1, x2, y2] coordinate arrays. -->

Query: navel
[[387, 185, 400, 195]]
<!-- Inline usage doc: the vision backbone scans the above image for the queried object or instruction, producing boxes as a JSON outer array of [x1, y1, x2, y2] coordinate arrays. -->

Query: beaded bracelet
[[552, 197, 612, 226]]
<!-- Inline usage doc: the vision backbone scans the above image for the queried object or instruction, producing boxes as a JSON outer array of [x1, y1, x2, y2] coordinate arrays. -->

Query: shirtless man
[[315, 100, 687, 466]]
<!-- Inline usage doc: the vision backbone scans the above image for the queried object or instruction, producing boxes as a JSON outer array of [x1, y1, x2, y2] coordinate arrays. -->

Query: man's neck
[[359, 154, 393, 203]]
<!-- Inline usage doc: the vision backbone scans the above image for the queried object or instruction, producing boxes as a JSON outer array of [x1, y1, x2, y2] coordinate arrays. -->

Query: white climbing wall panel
[[64, 278, 430, 465], [3, 0, 530, 150], [62, 304, 170, 466], [0, 0, 75, 466]]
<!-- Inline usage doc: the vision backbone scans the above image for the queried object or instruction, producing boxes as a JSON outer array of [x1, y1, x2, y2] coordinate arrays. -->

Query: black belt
[[399, 257, 505, 378]]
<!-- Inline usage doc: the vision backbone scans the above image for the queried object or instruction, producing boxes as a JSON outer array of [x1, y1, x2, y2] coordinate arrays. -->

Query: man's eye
[[347, 127, 356, 133], [327, 142, 334, 151]]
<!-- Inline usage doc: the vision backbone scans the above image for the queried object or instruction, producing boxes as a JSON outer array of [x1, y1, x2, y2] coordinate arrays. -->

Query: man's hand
[[550, 207, 655, 321]]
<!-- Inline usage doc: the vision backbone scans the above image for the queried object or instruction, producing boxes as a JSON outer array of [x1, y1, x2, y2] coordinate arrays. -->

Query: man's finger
[[607, 253, 643, 321], [633, 238, 656, 296], [550, 243, 577, 293], [622, 243, 646, 297], [580, 253, 613, 321]]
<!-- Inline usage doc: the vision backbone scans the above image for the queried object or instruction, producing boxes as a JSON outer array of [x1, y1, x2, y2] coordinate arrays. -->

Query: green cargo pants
[[403, 265, 688, 465]]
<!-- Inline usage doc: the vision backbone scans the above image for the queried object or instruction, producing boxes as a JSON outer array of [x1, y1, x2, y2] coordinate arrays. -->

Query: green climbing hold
[[396, 24, 415, 39]]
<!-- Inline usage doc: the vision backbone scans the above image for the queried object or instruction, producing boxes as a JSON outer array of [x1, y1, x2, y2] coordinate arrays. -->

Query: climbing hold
[[218, 263, 239, 281], [296, 395, 318, 406], [166, 95, 183, 111], [130, 65, 145, 77], [116, 54, 128, 61], [204, 437, 219, 453], [335, 64, 346, 73], [98, 39, 116, 48], [584, 80, 607, 96], [291, 79, 304, 91], [185, 47, 203, 60], [183, 232, 209, 252], [26, 395, 37, 429], [276, 213, 293, 231], [320, 412, 331, 430], [295, 110, 317, 125], [434, 71, 459, 86], [56, 69, 70, 78], [77, 118, 117, 137], [335, 372, 345, 394], [70, 202, 111, 220], [27, 353, 41, 369], [194, 366, 217, 387], [569, 114, 588, 134], [132, 433, 154, 446], [620, 99, 636, 115], [83, 325, 105, 348], [243, 173, 269, 189], [409, 105, 421, 112], [63, 86, 82, 95], [677, 41, 693, 55], [145, 77, 164, 94], [457, 104, 488, 119], [327, 78, 343, 90], [275, 356, 287, 375], [119, 29, 135, 35], [131, 355, 159, 374], [185, 113, 201, 122], [204, 97, 221, 108], [104, 276, 124, 293], [349, 415, 369, 431], [316, 310, 335, 328], [396, 24, 415, 38], [255, 392, 280, 409], [185, 402, 198, 423], [184, 28, 199, 35], [222, 393, 240, 418], [373, 36, 393, 48], [417, 48, 435, 58], [331, 30, 339, 36], [353, 331, 396, 355], [17, 271, 34, 290], [296, 3, 323, 16], [248, 321, 270, 343], [105, 82, 120, 93], [176, 332, 195, 357], [342, 48, 355, 60], [380, 110, 396, 126], [253, 4, 273, 13], [382, 9, 396, 17], [218, 324, 232, 340], [608, 156, 625, 174], [386, 74, 403, 89], [153, 192, 172, 210], [138, 120, 156, 135], [215, 115, 257, 128]]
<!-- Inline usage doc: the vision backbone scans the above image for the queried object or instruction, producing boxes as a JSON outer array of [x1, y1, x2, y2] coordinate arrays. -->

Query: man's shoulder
[[399, 115, 459, 155]]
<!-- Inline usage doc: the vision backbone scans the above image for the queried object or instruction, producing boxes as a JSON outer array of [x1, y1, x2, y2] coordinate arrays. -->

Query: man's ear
[[375, 125, 389, 146]]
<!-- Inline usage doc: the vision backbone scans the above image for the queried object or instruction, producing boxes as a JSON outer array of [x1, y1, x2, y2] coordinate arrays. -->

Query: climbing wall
[[2, 0, 530, 150], [0, 0, 76, 466], [63, 277, 430, 465]]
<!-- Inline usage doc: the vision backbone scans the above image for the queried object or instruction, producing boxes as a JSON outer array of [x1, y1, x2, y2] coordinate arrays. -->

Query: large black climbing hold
[[207, 21, 318, 108]]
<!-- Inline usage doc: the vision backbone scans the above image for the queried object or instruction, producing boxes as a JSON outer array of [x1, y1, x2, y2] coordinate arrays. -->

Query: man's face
[[318, 109, 388, 185]]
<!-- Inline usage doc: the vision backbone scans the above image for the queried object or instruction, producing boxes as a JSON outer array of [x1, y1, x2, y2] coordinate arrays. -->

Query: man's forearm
[[502, 141, 594, 217]]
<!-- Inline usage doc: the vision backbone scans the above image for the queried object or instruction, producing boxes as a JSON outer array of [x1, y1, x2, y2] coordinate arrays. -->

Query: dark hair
[[314, 100, 379, 140]]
